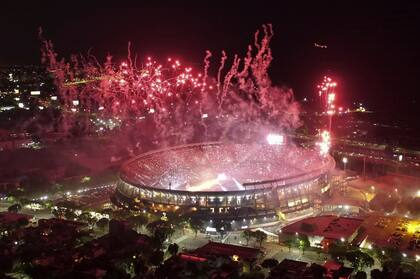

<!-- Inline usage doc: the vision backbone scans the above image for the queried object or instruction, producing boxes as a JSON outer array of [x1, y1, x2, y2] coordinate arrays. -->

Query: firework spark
[[39, 25, 301, 146], [317, 130, 331, 156], [317, 76, 338, 132]]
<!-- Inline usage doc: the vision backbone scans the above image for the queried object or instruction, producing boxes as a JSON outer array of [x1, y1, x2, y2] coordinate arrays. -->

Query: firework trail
[[317, 75, 338, 132], [216, 50, 228, 111], [199, 50, 212, 138], [40, 24, 301, 146]]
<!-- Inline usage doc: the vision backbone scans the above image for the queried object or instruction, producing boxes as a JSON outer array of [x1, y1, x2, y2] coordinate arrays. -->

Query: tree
[[8, 203, 22, 213], [240, 271, 265, 279], [96, 218, 109, 231], [111, 209, 131, 221], [297, 235, 310, 255], [134, 257, 148, 275], [370, 269, 383, 279], [51, 207, 65, 219], [64, 209, 77, 220], [166, 211, 188, 231], [149, 250, 164, 266], [146, 220, 166, 235], [360, 252, 375, 269], [147, 220, 175, 247], [103, 265, 130, 279], [354, 271, 367, 279], [242, 229, 254, 246], [308, 263, 326, 279], [18, 198, 31, 207], [79, 212, 95, 225], [285, 239, 293, 252], [214, 220, 231, 239], [128, 214, 148, 232], [345, 250, 374, 271], [167, 243, 179, 257], [254, 230, 267, 248], [375, 247, 401, 270], [189, 218, 203, 238], [16, 217, 29, 229], [328, 243, 348, 261], [261, 258, 278, 269]]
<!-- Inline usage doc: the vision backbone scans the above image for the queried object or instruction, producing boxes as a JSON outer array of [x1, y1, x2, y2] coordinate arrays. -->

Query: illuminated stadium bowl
[[115, 142, 335, 221]]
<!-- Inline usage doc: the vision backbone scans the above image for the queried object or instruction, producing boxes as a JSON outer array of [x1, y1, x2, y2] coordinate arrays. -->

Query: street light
[[342, 157, 348, 172]]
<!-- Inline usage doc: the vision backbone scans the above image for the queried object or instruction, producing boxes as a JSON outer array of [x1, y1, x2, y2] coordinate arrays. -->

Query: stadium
[[115, 141, 335, 225]]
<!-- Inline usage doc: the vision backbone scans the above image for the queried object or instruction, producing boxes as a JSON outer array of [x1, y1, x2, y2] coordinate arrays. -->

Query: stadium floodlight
[[217, 173, 228, 181], [266, 133, 284, 145]]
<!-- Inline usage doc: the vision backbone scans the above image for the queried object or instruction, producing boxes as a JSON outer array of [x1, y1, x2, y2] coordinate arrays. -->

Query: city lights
[[0, 8, 418, 278]]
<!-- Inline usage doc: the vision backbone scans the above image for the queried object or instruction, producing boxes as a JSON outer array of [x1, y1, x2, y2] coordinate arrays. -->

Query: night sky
[[1, 1, 420, 118]]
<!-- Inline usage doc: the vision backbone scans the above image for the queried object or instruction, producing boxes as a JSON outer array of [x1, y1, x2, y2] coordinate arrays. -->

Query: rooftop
[[281, 215, 363, 240], [0, 212, 32, 225], [192, 241, 261, 261], [277, 259, 308, 275]]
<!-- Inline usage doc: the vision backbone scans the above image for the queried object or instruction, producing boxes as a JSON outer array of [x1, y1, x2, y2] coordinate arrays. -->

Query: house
[[323, 260, 354, 279], [192, 241, 262, 263], [0, 212, 33, 229], [270, 259, 309, 278], [179, 241, 262, 273]]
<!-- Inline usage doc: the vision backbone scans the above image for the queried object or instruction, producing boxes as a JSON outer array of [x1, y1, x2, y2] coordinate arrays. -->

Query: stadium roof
[[121, 142, 334, 193]]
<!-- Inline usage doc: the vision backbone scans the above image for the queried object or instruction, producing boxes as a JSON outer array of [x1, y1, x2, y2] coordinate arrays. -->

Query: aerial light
[[266, 133, 284, 145], [217, 173, 227, 181]]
